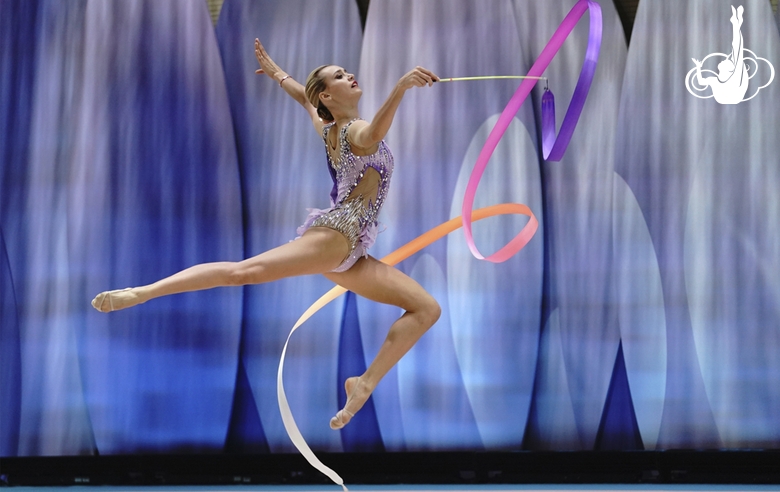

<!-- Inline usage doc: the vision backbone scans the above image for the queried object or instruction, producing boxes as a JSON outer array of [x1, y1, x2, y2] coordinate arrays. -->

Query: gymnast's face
[[319, 65, 361, 107]]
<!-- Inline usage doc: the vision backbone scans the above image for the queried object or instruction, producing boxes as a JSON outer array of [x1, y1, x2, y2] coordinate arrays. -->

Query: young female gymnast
[[91, 38, 441, 430]]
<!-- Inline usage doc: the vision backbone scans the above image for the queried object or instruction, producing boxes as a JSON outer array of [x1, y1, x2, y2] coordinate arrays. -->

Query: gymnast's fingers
[[416, 66, 439, 84], [410, 68, 433, 87], [255, 38, 271, 64]]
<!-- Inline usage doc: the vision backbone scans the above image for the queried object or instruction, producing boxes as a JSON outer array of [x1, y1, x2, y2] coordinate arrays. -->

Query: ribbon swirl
[[461, 0, 602, 262]]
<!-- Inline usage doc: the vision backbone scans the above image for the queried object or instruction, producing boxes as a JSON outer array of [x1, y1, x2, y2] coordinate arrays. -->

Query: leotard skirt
[[296, 197, 378, 272]]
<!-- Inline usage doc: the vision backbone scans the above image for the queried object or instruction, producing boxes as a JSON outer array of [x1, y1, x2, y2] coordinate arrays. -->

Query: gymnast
[[92, 38, 442, 430]]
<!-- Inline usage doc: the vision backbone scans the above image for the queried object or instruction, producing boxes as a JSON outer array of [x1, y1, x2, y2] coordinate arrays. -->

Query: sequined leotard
[[296, 118, 394, 272]]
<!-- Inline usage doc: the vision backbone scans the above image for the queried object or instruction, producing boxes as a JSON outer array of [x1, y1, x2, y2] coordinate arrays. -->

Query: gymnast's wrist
[[276, 73, 291, 86]]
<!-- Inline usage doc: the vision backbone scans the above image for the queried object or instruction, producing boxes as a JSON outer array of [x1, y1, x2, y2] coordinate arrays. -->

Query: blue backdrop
[[1, 0, 779, 456]]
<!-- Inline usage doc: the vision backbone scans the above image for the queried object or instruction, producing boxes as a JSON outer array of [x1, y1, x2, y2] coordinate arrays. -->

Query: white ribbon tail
[[277, 287, 349, 492]]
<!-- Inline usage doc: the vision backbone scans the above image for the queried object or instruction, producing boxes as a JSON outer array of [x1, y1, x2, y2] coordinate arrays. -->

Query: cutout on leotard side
[[347, 166, 382, 208]]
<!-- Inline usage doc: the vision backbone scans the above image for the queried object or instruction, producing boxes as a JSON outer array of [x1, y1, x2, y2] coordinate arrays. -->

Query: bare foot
[[329, 376, 374, 430], [91, 287, 144, 312]]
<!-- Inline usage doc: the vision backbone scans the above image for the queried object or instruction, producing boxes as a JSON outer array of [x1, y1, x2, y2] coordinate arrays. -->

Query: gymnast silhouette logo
[[685, 5, 775, 104]]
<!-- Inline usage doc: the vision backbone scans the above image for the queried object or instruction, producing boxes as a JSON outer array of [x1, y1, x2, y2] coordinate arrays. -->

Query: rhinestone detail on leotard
[[296, 118, 394, 272]]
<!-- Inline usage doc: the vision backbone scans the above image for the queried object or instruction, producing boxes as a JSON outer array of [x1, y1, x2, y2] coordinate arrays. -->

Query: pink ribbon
[[461, 0, 603, 262]]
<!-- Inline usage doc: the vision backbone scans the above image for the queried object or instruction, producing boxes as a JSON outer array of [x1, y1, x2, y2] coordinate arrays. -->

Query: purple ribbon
[[461, 0, 602, 262], [541, 2, 603, 160]]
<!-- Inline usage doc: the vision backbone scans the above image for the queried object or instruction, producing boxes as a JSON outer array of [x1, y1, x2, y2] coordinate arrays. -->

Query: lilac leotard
[[296, 118, 394, 272]]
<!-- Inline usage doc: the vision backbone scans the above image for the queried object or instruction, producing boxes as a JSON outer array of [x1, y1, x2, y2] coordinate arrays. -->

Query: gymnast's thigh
[[235, 227, 350, 283], [323, 255, 431, 312]]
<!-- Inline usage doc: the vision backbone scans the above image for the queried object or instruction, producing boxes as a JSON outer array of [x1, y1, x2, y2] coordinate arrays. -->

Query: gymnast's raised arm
[[254, 38, 325, 136]]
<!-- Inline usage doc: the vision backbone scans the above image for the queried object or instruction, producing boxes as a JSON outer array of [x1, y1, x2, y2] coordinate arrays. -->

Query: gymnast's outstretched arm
[[254, 38, 324, 136], [348, 67, 439, 150]]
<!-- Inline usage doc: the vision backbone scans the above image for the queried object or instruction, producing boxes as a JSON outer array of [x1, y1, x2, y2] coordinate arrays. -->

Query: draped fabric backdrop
[[1, 0, 243, 455], [1, 0, 779, 456], [615, 0, 780, 448]]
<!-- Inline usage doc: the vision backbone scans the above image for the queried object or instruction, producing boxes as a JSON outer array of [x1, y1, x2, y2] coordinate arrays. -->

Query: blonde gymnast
[[92, 38, 441, 430]]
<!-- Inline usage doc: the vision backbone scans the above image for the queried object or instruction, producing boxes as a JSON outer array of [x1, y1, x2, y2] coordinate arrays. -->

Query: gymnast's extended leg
[[323, 256, 441, 429], [92, 227, 350, 312]]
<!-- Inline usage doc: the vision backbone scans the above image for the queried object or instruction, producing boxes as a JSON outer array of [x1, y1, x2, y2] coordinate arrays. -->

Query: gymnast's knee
[[417, 294, 441, 328]]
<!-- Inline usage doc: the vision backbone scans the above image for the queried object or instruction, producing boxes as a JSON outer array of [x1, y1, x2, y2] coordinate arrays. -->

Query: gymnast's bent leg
[[323, 256, 441, 429], [92, 227, 350, 312]]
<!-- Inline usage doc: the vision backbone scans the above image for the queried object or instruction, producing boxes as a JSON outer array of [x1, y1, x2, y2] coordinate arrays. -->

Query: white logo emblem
[[685, 5, 774, 104]]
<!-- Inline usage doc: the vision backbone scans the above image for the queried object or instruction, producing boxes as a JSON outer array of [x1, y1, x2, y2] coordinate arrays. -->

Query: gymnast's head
[[305, 65, 361, 122]]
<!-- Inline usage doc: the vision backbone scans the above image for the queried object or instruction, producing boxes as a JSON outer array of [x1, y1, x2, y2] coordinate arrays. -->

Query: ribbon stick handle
[[461, 0, 602, 262]]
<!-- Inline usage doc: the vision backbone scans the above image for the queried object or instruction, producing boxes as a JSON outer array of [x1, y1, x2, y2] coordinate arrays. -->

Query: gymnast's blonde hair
[[305, 65, 334, 122]]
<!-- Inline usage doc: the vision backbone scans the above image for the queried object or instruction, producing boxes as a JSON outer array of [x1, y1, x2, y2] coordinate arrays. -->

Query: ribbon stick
[[436, 75, 548, 83], [461, 0, 602, 262], [278, 203, 536, 490]]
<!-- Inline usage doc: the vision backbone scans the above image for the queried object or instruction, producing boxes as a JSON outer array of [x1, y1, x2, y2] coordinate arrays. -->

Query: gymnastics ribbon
[[461, 0, 602, 262], [279, 1, 602, 486], [278, 203, 534, 491]]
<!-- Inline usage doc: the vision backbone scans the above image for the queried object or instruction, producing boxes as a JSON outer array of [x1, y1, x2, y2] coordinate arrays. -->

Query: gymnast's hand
[[397, 66, 440, 90], [254, 38, 288, 84]]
